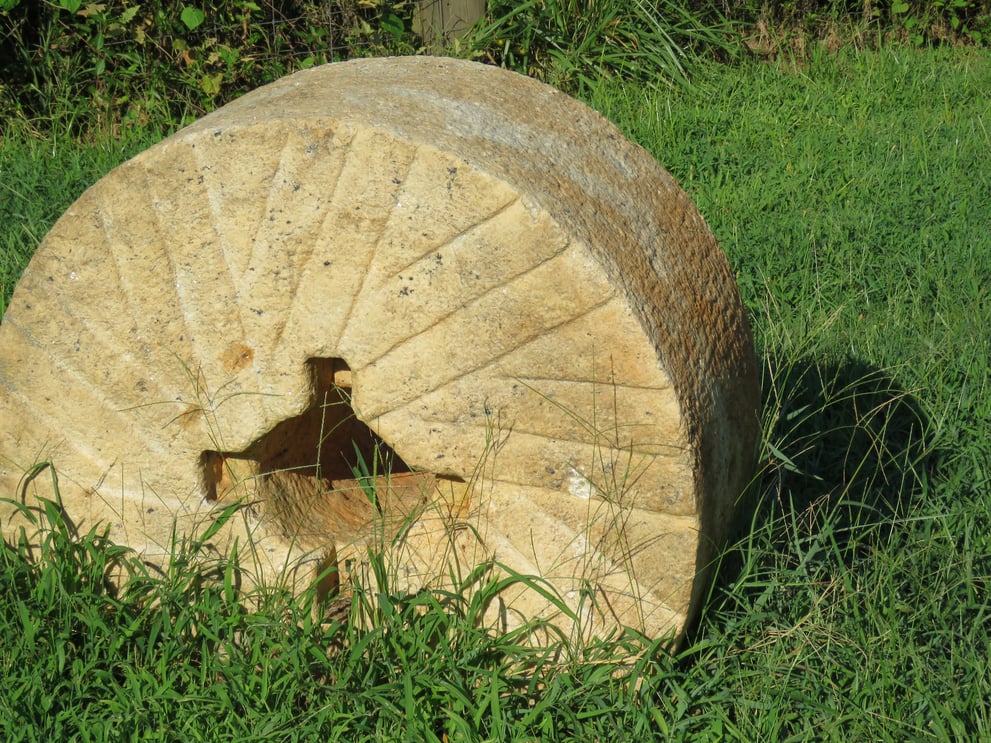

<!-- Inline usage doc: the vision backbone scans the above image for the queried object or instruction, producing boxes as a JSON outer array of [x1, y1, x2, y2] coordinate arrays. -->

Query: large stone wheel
[[0, 57, 758, 643]]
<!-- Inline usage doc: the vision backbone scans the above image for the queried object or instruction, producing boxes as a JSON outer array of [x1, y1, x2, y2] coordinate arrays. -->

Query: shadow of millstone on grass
[[688, 354, 937, 645], [757, 355, 934, 528]]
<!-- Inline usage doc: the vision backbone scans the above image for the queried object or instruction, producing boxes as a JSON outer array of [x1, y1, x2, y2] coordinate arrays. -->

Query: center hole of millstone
[[200, 357, 439, 544]]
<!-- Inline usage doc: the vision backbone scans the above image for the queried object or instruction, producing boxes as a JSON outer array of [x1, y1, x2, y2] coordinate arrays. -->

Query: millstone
[[0, 57, 759, 643]]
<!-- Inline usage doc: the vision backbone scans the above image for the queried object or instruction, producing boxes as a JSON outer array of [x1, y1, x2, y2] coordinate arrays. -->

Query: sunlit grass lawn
[[1, 45, 989, 739]]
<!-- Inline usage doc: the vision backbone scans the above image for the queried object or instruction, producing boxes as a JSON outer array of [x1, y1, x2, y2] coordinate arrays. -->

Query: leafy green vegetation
[[0, 0, 738, 136], [1, 7, 990, 738], [8, 0, 986, 139], [0, 0, 415, 133]]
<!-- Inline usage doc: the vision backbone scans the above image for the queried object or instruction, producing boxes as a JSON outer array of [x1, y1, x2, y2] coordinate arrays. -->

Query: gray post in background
[[413, 0, 486, 48]]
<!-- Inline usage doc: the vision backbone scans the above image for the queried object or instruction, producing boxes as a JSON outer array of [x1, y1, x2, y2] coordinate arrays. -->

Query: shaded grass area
[[1, 46, 990, 738]]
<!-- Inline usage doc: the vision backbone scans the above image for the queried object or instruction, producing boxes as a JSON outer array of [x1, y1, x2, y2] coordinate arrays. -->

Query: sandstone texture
[[0, 57, 759, 643]]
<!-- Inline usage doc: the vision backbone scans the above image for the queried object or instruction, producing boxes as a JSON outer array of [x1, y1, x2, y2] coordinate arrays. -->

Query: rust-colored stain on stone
[[220, 343, 254, 374], [175, 404, 203, 431]]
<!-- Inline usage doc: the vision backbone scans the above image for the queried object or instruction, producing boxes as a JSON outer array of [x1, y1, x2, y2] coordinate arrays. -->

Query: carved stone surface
[[0, 57, 759, 643]]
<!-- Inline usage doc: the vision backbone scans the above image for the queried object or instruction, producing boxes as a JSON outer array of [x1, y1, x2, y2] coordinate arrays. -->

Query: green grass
[[2, 45, 990, 739]]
